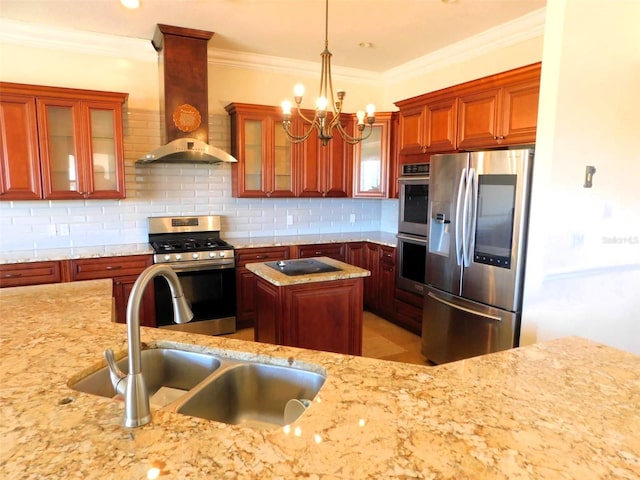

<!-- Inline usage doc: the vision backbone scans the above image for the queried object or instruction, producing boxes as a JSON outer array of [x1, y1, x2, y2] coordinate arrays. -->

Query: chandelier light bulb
[[294, 84, 305, 97], [281, 100, 292, 115], [316, 96, 328, 111], [356, 110, 365, 125], [365, 104, 376, 117]]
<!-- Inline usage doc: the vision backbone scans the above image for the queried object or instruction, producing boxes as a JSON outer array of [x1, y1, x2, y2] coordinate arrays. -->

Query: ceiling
[[0, 0, 546, 73]]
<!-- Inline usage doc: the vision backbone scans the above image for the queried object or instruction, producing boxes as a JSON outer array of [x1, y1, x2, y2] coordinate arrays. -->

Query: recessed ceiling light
[[121, 0, 140, 9], [359, 42, 374, 49]]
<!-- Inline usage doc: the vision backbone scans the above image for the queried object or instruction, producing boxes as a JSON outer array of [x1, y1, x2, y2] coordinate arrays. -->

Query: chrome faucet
[[104, 264, 193, 427]]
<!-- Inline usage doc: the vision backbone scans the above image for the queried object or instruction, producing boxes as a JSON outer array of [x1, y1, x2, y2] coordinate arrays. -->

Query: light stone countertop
[[1, 280, 639, 479], [0, 231, 397, 264], [245, 256, 370, 287]]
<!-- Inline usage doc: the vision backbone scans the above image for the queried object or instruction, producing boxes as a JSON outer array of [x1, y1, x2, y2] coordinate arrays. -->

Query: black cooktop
[[265, 259, 341, 276]]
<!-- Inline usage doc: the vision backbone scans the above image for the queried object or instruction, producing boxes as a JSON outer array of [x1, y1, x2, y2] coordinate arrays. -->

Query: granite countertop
[[0, 232, 398, 264], [246, 256, 370, 287], [1, 281, 639, 479]]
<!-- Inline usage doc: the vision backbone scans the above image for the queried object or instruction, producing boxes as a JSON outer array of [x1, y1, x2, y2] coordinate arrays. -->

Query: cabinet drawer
[[296, 243, 345, 261], [379, 245, 396, 266], [235, 246, 291, 267], [0, 261, 62, 288], [69, 255, 151, 281]]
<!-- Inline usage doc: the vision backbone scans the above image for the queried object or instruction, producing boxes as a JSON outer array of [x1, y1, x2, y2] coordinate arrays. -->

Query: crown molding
[[0, 18, 156, 62], [207, 48, 382, 86], [383, 8, 546, 83], [1, 8, 545, 85]]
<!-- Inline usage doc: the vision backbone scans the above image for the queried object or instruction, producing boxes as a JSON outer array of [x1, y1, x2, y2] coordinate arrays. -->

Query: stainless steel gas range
[[148, 215, 236, 335]]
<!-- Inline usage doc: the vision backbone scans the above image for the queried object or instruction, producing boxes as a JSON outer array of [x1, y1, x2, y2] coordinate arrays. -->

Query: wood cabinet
[[69, 255, 155, 327], [0, 83, 127, 201], [294, 243, 345, 261], [397, 95, 458, 156], [226, 103, 296, 198], [352, 112, 392, 198], [393, 288, 423, 335], [0, 260, 65, 288], [296, 113, 352, 198], [457, 67, 540, 149], [0, 93, 42, 200], [226, 103, 352, 198], [235, 246, 291, 329], [254, 275, 363, 355], [394, 63, 541, 158]]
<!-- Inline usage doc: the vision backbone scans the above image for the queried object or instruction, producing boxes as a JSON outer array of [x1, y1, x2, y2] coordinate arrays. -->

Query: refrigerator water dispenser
[[429, 202, 451, 256]]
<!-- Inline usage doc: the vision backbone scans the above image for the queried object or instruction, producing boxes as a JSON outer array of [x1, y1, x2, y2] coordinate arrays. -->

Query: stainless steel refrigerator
[[422, 148, 534, 364]]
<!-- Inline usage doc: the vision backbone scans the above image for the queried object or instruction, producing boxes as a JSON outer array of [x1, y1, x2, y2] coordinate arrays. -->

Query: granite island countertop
[[1, 280, 639, 479], [245, 256, 370, 287]]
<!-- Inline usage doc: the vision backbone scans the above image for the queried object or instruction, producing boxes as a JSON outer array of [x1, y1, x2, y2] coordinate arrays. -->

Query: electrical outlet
[[349, 213, 356, 223], [286, 215, 294, 226]]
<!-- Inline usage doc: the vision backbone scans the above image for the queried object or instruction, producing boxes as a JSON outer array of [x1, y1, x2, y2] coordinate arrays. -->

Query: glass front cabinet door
[[352, 112, 392, 198], [37, 96, 126, 199]]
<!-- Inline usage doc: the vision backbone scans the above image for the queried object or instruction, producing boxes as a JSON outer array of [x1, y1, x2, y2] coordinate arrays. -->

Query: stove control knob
[[192, 253, 199, 260], [209, 252, 217, 258], [175, 254, 182, 261], [219, 251, 226, 258], [163, 255, 171, 262]]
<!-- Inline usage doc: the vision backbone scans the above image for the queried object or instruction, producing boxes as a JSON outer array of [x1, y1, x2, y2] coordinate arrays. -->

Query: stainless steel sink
[[175, 363, 326, 429], [70, 348, 221, 400]]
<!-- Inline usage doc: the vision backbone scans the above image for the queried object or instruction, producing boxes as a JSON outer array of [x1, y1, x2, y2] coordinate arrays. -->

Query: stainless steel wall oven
[[148, 215, 236, 335], [397, 163, 430, 295]]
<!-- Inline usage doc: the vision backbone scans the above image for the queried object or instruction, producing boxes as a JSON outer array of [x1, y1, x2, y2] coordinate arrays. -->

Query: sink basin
[[70, 348, 221, 400], [176, 362, 326, 428]]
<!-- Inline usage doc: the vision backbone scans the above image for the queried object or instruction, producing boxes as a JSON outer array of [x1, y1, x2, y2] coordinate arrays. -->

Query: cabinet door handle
[[2, 273, 22, 278], [255, 255, 267, 259], [105, 265, 122, 270]]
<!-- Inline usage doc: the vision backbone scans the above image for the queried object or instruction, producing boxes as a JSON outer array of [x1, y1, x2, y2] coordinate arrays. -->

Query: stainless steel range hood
[[138, 138, 236, 164], [137, 24, 237, 165]]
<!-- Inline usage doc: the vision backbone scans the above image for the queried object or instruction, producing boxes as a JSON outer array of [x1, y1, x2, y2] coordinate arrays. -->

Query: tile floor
[[224, 311, 429, 366]]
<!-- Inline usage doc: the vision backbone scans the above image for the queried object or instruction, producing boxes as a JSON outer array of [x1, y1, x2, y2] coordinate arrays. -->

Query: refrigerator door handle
[[462, 168, 477, 267], [427, 291, 503, 322], [454, 168, 467, 266]]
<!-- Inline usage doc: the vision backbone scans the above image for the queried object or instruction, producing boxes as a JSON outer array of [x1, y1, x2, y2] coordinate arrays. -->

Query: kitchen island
[[246, 256, 370, 355], [1, 280, 639, 479]]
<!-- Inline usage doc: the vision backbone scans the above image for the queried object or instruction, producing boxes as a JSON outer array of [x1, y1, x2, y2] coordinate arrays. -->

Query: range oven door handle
[[161, 259, 236, 272], [396, 233, 427, 245]]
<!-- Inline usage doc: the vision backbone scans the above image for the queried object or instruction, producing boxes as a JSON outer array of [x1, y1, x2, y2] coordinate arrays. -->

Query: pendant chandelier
[[281, 0, 376, 146]]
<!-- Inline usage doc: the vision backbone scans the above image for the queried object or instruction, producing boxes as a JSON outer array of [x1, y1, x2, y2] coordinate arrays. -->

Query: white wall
[[521, 0, 640, 354]]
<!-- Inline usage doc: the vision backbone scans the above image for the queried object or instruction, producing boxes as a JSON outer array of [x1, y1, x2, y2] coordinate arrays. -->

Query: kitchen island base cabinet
[[254, 276, 363, 356]]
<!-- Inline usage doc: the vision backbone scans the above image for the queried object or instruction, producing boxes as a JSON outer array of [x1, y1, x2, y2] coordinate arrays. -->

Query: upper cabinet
[[394, 63, 541, 155], [226, 103, 352, 198], [226, 103, 296, 198], [396, 95, 458, 156], [457, 65, 541, 149], [297, 113, 352, 198], [0, 83, 127, 201], [352, 112, 392, 198]]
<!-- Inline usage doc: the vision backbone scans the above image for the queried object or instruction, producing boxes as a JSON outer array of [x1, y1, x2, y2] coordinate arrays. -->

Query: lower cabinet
[[393, 288, 423, 335], [1, 254, 156, 327], [0, 260, 65, 288], [294, 242, 345, 261], [235, 246, 291, 329], [254, 276, 363, 355], [69, 255, 155, 327]]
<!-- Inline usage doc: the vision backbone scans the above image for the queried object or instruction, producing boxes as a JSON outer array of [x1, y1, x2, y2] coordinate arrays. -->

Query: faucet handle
[[104, 348, 127, 396]]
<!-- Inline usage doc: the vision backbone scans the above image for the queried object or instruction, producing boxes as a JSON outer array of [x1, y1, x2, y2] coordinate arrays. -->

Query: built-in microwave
[[398, 163, 430, 237]]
